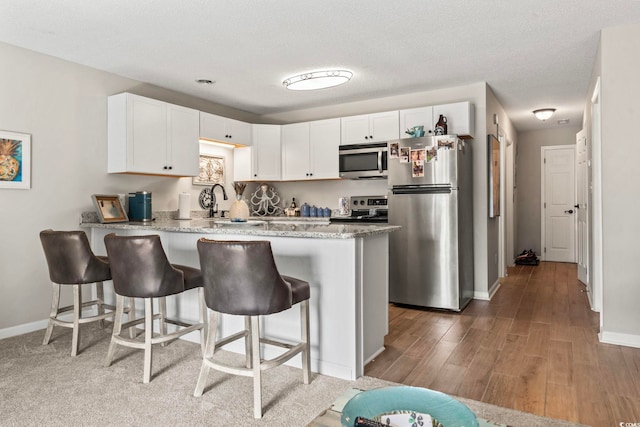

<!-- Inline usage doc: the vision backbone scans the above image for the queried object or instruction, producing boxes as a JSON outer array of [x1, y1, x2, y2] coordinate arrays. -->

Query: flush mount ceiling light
[[283, 70, 353, 91], [533, 108, 556, 121]]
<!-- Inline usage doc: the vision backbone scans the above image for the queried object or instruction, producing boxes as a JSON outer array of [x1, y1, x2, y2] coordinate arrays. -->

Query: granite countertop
[[80, 212, 400, 239]]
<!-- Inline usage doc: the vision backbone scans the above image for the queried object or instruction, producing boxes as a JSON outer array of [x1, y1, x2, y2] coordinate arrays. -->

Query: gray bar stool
[[39, 229, 118, 356], [194, 239, 311, 419], [103, 233, 206, 383]]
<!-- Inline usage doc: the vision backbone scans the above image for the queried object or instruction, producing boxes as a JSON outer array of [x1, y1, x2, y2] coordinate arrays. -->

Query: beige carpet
[[0, 324, 586, 427]]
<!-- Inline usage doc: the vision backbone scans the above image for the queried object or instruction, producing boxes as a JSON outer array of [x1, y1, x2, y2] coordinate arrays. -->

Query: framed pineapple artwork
[[0, 130, 31, 189]]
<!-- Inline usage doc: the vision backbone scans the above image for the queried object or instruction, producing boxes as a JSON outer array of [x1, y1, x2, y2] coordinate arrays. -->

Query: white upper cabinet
[[281, 123, 310, 180], [340, 111, 400, 145], [309, 119, 340, 179], [281, 118, 340, 181], [233, 124, 281, 181], [200, 111, 252, 146], [108, 93, 199, 177], [399, 106, 434, 138], [432, 101, 475, 138]]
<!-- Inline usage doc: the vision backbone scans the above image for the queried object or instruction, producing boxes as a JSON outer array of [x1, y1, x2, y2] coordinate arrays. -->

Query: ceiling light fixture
[[533, 108, 556, 121], [283, 70, 353, 91]]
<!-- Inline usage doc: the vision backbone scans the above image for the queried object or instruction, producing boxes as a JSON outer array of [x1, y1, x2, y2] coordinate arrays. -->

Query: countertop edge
[[80, 219, 401, 239]]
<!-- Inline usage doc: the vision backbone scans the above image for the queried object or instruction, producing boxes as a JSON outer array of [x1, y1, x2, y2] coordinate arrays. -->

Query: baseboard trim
[[0, 319, 49, 340], [599, 330, 640, 349], [474, 278, 501, 301]]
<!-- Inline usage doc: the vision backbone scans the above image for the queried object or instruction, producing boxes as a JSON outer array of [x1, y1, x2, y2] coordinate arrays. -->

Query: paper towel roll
[[178, 192, 191, 219]]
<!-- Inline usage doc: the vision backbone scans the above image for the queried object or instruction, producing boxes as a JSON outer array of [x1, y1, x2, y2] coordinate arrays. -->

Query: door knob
[[564, 209, 574, 214]]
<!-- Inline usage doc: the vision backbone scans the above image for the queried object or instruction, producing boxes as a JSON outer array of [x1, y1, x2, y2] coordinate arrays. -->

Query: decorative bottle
[[229, 182, 250, 222], [434, 114, 448, 135]]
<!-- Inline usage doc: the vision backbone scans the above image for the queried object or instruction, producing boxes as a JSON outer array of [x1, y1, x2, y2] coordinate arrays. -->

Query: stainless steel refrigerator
[[388, 135, 474, 311]]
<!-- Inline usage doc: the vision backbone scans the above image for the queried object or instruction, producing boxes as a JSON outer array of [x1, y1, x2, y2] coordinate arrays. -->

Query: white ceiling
[[2, 0, 640, 131]]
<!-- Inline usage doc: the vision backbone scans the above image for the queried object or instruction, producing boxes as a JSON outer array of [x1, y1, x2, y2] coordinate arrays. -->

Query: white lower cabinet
[[108, 93, 199, 176], [281, 118, 340, 180], [233, 124, 281, 181]]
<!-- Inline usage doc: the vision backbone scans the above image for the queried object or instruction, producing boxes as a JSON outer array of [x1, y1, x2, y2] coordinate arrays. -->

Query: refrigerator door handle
[[392, 185, 452, 195]]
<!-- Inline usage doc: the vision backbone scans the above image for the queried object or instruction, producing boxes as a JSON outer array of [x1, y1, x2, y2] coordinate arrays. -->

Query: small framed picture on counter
[[92, 194, 128, 223]]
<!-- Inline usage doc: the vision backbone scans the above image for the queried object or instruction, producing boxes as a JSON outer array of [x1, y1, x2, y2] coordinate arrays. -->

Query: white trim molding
[[600, 330, 640, 349]]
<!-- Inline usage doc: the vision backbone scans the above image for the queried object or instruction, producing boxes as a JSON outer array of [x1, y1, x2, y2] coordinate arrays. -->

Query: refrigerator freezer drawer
[[389, 191, 463, 310]]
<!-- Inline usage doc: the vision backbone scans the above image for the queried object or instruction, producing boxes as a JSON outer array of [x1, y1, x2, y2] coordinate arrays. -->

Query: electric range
[[329, 195, 388, 223]]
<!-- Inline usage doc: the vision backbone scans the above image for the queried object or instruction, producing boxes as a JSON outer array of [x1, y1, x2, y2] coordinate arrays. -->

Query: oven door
[[339, 143, 388, 179]]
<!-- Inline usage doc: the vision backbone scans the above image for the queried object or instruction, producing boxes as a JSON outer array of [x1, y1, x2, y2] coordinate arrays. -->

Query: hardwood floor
[[364, 262, 640, 426]]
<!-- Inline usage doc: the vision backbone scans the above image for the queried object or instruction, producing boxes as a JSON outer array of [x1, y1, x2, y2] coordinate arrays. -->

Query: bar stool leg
[[251, 315, 262, 419], [159, 297, 167, 347], [245, 316, 252, 368], [194, 310, 218, 397], [43, 282, 60, 346], [96, 281, 105, 329], [71, 285, 82, 357], [301, 300, 311, 384], [127, 298, 136, 338], [105, 294, 124, 367], [143, 298, 153, 384], [198, 288, 207, 356]]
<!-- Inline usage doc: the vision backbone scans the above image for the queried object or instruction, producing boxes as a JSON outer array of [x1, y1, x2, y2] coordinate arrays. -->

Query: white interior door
[[576, 130, 589, 286], [541, 146, 576, 262]]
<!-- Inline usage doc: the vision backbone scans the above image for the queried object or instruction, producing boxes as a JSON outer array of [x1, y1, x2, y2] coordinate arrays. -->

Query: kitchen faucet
[[209, 183, 228, 218]]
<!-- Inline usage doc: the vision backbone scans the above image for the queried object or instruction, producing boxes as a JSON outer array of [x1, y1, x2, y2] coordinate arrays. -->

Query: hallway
[[365, 262, 640, 426]]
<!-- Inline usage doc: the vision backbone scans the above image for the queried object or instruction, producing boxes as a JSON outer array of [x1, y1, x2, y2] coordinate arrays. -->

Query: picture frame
[[193, 154, 225, 186], [92, 194, 128, 223], [0, 130, 31, 189], [488, 134, 501, 218]]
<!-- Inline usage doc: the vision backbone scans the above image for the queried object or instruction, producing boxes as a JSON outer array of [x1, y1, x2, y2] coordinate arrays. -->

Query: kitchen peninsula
[[81, 214, 399, 380]]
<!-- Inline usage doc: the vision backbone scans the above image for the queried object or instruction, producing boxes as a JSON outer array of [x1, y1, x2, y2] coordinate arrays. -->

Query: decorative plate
[[340, 386, 478, 427]]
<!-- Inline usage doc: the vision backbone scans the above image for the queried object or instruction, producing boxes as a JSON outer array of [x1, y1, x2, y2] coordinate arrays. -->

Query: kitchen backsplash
[[258, 179, 387, 213]]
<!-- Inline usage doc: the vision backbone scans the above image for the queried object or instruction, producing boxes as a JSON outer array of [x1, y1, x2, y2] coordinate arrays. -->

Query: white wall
[[515, 127, 581, 255], [485, 87, 518, 284], [0, 41, 260, 332], [597, 23, 640, 342]]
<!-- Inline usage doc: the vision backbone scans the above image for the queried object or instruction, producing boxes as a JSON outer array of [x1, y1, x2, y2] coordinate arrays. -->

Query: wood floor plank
[[547, 339, 573, 386], [608, 394, 640, 425], [513, 355, 547, 417], [597, 343, 640, 398], [456, 346, 500, 400], [441, 314, 476, 343], [380, 354, 422, 383], [428, 362, 466, 396], [407, 340, 458, 388], [493, 333, 527, 376], [524, 322, 551, 358], [480, 316, 512, 350], [445, 328, 486, 367], [545, 383, 579, 422], [482, 373, 517, 408], [570, 325, 599, 365], [577, 398, 614, 427]]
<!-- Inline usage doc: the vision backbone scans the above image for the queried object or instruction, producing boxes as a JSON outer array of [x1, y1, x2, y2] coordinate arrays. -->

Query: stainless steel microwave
[[339, 142, 388, 179]]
